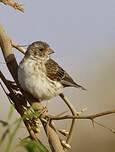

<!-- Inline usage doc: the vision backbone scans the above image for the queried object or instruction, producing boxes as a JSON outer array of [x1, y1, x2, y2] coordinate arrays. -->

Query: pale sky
[[0, 1, 115, 152]]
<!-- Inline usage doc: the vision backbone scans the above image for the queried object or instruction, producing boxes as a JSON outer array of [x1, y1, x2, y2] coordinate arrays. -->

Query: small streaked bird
[[18, 41, 85, 101]]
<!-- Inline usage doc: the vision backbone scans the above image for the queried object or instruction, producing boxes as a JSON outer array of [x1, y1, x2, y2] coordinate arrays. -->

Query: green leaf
[[5, 118, 22, 152], [0, 120, 8, 126], [0, 128, 9, 146], [7, 104, 14, 120], [20, 138, 49, 152]]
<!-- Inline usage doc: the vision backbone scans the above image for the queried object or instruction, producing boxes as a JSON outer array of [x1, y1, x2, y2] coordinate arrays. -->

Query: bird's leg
[[59, 93, 76, 149]]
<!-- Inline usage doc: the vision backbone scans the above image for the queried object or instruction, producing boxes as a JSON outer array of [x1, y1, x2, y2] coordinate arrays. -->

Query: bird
[[18, 41, 86, 101]]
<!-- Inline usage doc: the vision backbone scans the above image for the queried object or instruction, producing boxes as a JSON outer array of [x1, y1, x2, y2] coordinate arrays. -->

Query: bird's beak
[[47, 47, 54, 54]]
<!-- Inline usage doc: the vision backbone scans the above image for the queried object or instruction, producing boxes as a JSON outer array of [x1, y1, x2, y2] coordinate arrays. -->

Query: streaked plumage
[[45, 58, 85, 89], [18, 41, 85, 101]]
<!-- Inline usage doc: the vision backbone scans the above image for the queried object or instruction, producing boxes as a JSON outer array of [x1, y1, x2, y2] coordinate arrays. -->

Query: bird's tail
[[74, 83, 87, 90]]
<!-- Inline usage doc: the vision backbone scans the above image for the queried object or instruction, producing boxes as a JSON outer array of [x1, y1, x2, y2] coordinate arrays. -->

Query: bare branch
[[50, 109, 115, 135], [46, 123, 65, 152], [1, 15, 115, 151], [12, 42, 25, 54], [50, 109, 115, 120], [0, 0, 24, 12], [59, 93, 76, 149], [94, 120, 115, 134], [0, 24, 18, 83], [0, 23, 65, 151]]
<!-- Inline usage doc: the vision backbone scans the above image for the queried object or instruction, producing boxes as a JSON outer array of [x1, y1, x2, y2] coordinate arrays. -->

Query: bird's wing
[[45, 59, 85, 90]]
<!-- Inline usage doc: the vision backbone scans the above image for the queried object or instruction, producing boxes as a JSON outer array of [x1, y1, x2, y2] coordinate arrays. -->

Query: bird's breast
[[18, 59, 63, 100]]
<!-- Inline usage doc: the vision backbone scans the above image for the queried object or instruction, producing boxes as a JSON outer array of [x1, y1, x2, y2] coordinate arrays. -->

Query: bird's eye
[[39, 48, 43, 51]]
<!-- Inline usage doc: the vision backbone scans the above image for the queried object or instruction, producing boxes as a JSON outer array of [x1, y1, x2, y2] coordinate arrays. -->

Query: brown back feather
[[45, 59, 85, 89]]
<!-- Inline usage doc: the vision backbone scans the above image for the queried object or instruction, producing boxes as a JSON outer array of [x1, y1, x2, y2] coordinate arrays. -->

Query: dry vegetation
[[0, 1, 115, 152]]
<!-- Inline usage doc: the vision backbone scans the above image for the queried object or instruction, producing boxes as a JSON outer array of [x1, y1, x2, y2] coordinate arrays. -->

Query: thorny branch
[[1, 26, 115, 152], [50, 109, 115, 134], [0, 23, 64, 152], [1, 1, 115, 152], [50, 109, 115, 121]]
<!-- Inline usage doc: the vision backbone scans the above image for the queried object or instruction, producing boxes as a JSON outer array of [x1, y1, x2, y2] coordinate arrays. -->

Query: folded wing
[[45, 59, 86, 90]]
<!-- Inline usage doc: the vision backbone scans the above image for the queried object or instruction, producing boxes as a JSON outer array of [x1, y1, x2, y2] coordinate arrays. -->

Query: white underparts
[[18, 58, 63, 100]]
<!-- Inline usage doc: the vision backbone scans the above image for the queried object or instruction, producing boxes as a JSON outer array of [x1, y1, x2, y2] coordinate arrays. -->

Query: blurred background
[[0, 0, 115, 151]]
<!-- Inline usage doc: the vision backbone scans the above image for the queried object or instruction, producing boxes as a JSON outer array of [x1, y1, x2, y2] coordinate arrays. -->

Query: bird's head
[[25, 41, 54, 60]]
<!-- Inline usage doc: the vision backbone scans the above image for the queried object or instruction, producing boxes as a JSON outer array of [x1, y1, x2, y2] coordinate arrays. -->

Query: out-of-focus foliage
[[0, 105, 48, 152], [20, 138, 49, 152]]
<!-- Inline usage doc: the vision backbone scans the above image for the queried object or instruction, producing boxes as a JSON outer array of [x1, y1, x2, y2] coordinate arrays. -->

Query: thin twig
[[12, 42, 25, 54], [59, 93, 76, 150], [50, 109, 115, 120], [50, 109, 115, 135], [94, 120, 115, 134]]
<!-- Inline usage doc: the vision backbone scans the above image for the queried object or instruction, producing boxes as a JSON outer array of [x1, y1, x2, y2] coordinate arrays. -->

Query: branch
[[32, 102, 65, 152], [50, 109, 115, 120], [50, 109, 115, 135], [59, 93, 76, 150], [0, 0, 24, 12], [0, 24, 18, 83], [42, 121, 65, 152], [12, 42, 26, 54], [0, 24, 64, 152], [0, 24, 45, 146], [12, 42, 77, 151]]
